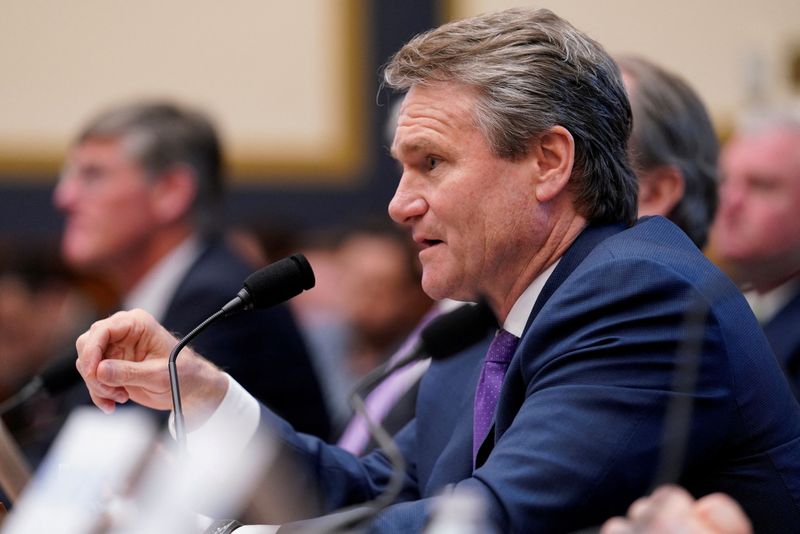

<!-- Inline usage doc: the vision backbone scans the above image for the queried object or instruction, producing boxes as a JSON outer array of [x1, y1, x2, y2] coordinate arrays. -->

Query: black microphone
[[276, 300, 497, 534], [0, 354, 82, 416], [221, 253, 315, 315], [169, 254, 315, 452]]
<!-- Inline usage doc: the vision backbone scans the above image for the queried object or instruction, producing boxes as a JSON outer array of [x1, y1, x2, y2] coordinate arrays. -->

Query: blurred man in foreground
[[709, 110, 800, 398], [601, 485, 752, 534], [73, 9, 800, 532], [55, 102, 330, 437]]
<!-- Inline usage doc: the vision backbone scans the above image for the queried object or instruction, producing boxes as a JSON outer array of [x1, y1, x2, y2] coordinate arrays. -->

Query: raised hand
[[75, 309, 228, 426]]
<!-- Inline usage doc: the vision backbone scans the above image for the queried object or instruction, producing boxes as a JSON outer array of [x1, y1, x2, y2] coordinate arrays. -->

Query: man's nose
[[388, 176, 428, 224], [52, 173, 78, 212], [719, 180, 744, 214]]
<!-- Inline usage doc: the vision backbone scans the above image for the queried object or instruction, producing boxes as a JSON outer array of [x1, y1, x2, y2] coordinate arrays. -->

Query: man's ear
[[532, 125, 575, 203], [637, 165, 685, 218], [151, 165, 198, 224]]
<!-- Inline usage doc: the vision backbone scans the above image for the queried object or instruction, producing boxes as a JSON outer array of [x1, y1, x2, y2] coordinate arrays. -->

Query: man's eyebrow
[[390, 138, 437, 160]]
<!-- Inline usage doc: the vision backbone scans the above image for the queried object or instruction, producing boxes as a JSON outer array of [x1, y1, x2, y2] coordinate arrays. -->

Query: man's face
[[711, 127, 800, 269], [53, 138, 162, 273], [388, 82, 546, 303]]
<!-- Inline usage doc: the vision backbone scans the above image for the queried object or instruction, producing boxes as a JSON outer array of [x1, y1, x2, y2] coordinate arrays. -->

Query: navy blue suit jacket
[[262, 217, 800, 532], [762, 284, 800, 400], [163, 240, 331, 439]]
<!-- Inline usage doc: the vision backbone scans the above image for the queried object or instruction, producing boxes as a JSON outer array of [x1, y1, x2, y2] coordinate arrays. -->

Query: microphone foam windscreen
[[243, 254, 315, 310], [420, 301, 497, 359]]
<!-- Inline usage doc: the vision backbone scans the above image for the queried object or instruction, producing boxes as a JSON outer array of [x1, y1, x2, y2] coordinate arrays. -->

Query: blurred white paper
[[115, 422, 275, 534], [1, 407, 156, 534]]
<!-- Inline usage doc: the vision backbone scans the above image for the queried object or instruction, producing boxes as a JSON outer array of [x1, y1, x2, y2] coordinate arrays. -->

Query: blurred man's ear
[[151, 165, 198, 225], [532, 125, 575, 203], [637, 165, 685, 218]]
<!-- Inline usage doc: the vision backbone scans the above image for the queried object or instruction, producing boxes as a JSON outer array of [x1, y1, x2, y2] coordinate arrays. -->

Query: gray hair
[[383, 7, 637, 224], [618, 55, 719, 248], [75, 101, 224, 236]]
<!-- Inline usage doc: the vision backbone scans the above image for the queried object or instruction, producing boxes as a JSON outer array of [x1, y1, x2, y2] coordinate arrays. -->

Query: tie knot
[[486, 329, 519, 364]]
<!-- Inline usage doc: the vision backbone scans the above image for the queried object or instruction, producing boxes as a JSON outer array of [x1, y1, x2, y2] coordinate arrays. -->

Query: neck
[[490, 213, 587, 323]]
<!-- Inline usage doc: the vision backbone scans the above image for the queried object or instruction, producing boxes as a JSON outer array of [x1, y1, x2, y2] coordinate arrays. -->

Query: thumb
[[97, 358, 171, 392], [695, 493, 753, 534]]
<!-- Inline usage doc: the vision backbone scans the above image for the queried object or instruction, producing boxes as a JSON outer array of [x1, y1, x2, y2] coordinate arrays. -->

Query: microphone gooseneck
[[169, 254, 315, 453]]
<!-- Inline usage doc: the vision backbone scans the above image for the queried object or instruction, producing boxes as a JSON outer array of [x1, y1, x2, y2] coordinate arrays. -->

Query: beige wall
[[3, 1, 799, 181], [448, 0, 800, 132], [0, 0, 366, 181]]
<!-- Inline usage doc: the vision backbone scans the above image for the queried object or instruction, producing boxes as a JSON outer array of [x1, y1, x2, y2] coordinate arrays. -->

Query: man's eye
[[427, 156, 439, 170], [749, 178, 778, 192]]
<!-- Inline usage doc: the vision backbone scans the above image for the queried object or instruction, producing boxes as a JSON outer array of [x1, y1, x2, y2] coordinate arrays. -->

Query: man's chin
[[62, 247, 102, 273], [421, 273, 472, 302], [420, 276, 451, 301]]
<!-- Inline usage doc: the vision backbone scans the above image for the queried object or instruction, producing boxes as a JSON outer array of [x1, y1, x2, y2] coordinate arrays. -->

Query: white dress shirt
[[744, 279, 800, 324], [123, 235, 202, 322]]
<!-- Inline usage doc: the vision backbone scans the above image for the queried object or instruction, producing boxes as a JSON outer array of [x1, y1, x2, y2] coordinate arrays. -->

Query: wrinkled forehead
[[390, 83, 482, 157]]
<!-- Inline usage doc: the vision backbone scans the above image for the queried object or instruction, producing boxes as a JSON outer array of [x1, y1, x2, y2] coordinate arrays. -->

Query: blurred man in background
[[333, 221, 435, 450], [0, 242, 98, 469], [53, 101, 331, 438], [0, 244, 94, 403], [618, 55, 719, 248], [337, 222, 433, 381], [709, 110, 800, 398]]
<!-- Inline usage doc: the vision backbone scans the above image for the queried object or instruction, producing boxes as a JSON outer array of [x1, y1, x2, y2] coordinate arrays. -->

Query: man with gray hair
[[54, 101, 331, 438], [73, 10, 800, 532], [618, 55, 719, 248], [709, 109, 800, 398]]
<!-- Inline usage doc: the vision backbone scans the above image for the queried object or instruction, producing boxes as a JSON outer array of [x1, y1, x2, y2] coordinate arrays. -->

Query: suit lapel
[[160, 241, 214, 332], [522, 222, 627, 336], [474, 222, 627, 468]]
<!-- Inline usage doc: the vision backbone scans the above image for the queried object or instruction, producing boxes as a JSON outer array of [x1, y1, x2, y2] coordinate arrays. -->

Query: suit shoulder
[[581, 217, 734, 300]]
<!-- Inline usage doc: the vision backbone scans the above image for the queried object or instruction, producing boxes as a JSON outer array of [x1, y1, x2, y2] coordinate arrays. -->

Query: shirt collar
[[503, 259, 560, 337], [123, 235, 203, 321], [745, 278, 800, 324]]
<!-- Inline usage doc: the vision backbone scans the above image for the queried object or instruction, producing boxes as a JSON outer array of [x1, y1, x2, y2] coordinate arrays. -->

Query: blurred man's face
[[337, 233, 430, 344], [53, 138, 162, 274], [388, 82, 548, 304], [711, 128, 800, 271]]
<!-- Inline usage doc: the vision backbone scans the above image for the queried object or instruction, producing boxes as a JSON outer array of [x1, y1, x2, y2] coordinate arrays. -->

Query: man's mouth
[[417, 238, 444, 251]]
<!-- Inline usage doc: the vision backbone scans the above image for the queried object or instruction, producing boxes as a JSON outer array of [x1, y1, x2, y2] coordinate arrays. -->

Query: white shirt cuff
[[171, 373, 261, 456]]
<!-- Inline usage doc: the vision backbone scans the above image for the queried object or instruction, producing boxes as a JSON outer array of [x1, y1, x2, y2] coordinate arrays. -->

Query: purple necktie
[[473, 329, 519, 465]]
